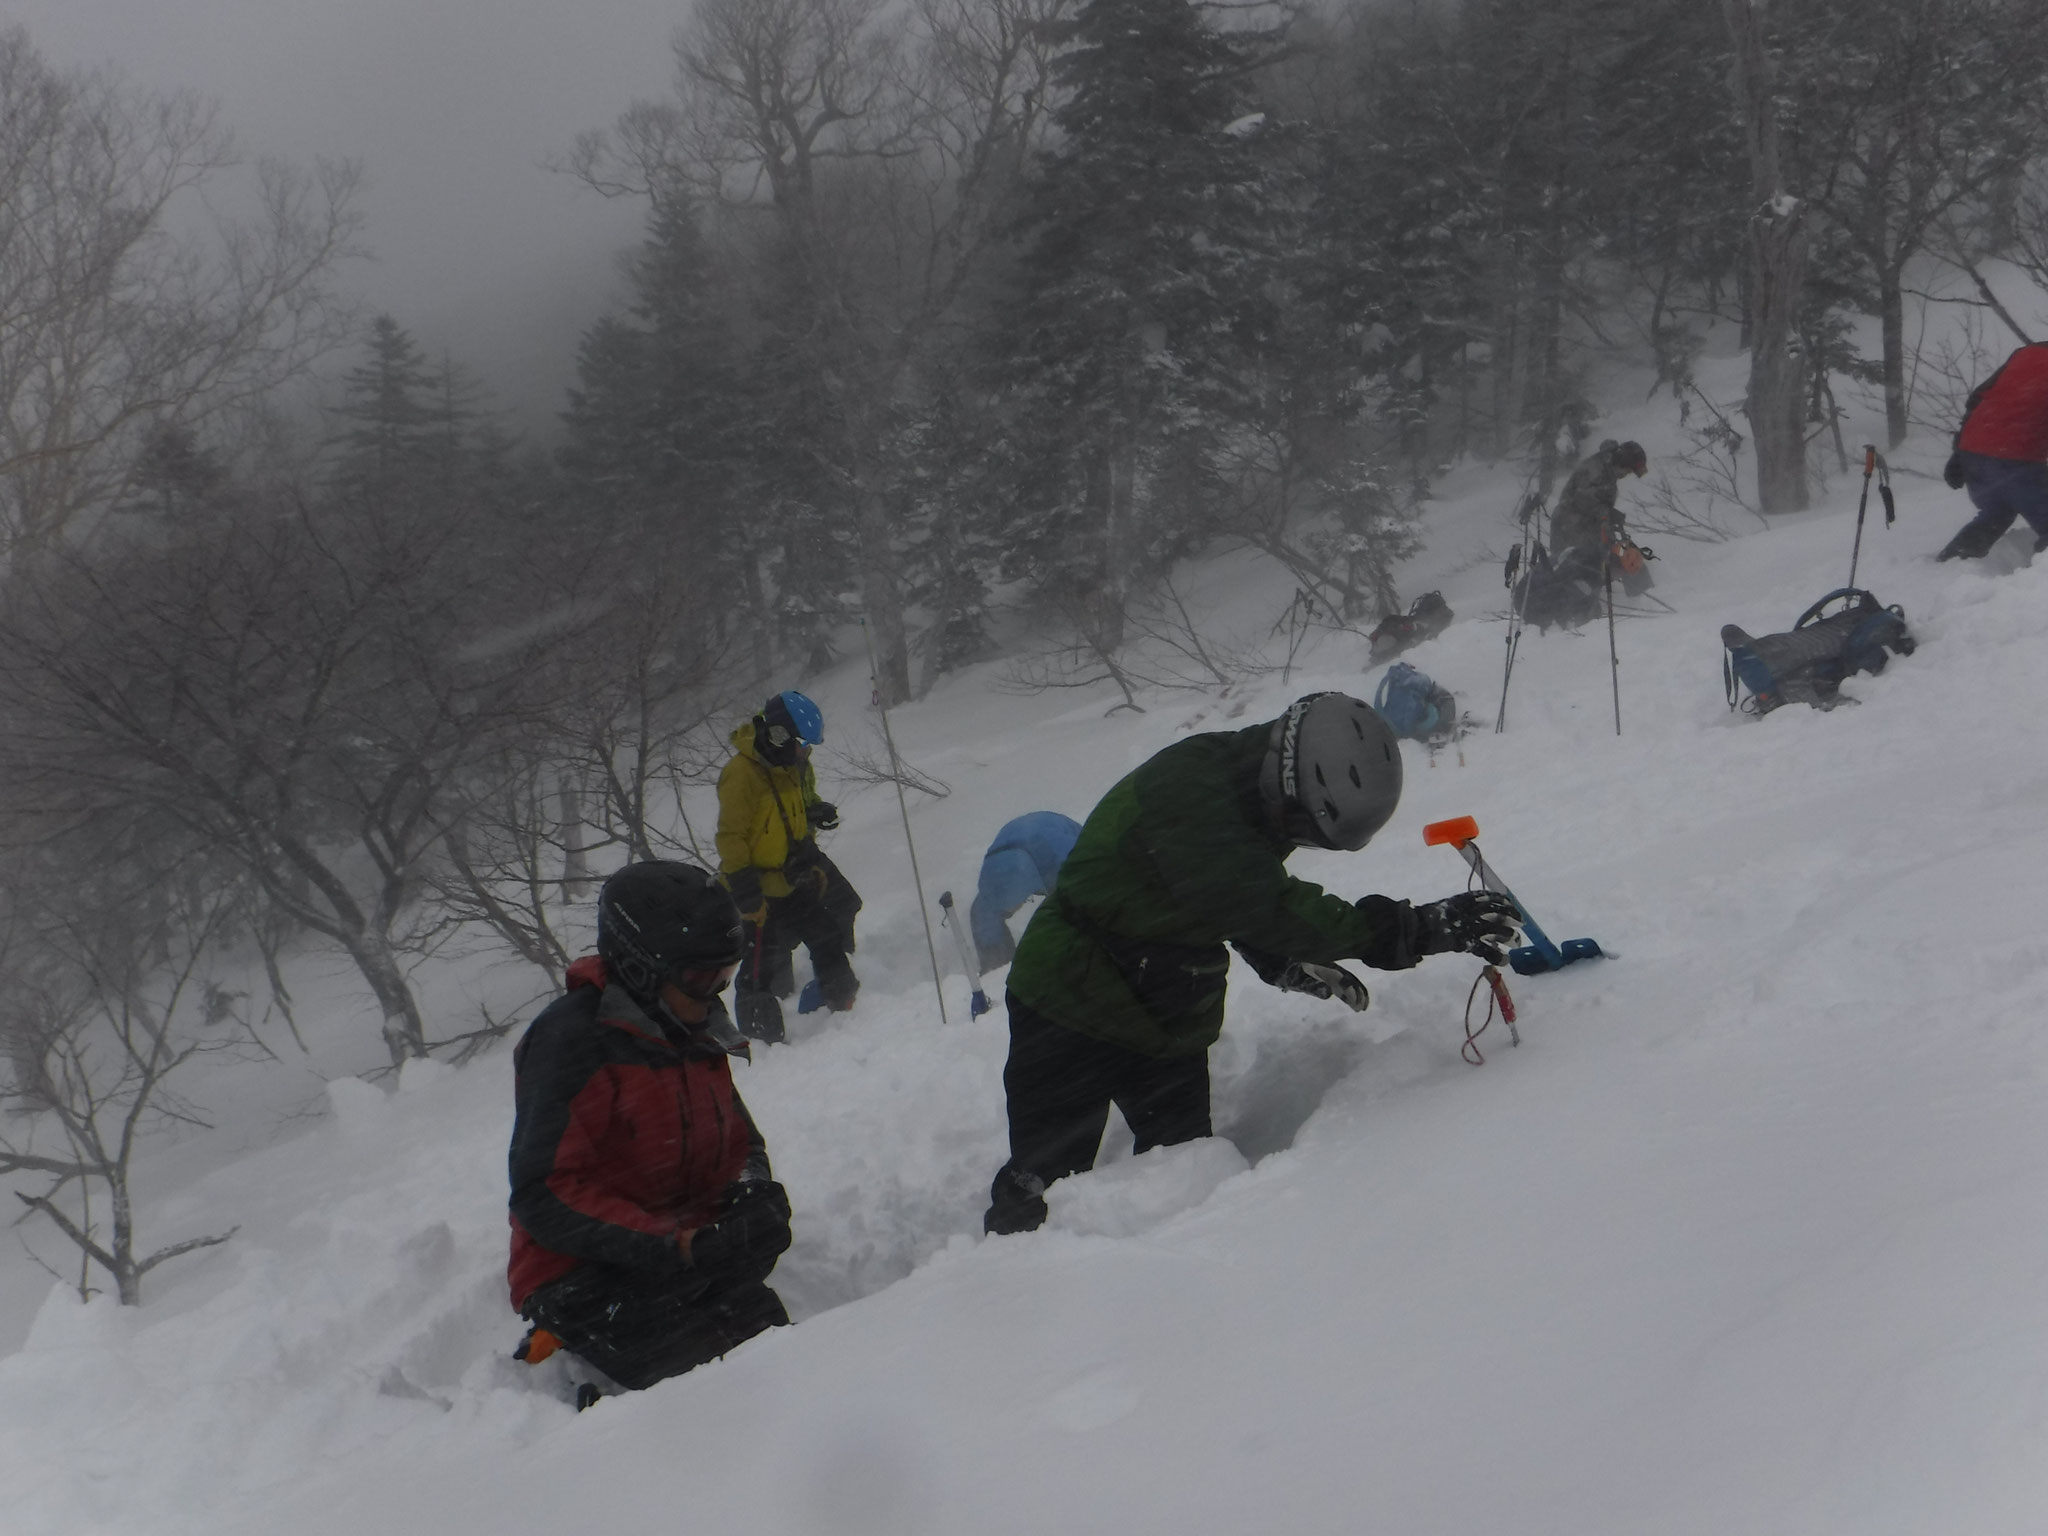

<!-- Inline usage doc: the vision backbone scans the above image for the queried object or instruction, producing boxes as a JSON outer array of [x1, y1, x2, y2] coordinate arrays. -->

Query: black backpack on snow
[[1720, 588, 1915, 716], [1368, 590, 1453, 662]]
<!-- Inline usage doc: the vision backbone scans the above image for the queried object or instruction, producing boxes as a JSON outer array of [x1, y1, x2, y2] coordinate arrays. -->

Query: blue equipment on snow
[[1720, 588, 1914, 717], [1422, 816, 1605, 975], [1372, 662, 1457, 743]]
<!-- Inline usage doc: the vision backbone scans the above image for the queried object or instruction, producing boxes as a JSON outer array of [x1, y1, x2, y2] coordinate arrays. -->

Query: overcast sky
[[9, 0, 695, 431]]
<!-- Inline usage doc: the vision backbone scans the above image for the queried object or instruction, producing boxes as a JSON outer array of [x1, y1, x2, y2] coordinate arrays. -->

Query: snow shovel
[[1421, 816, 1604, 975], [936, 890, 992, 1018]]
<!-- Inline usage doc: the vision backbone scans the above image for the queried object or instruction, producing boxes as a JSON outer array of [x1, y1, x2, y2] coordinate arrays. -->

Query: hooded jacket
[[1550, 452, 1630, 557], [507, 955, 766, 1310], [1006, 723, 1419, 1058], [1957, 343, 2048, 462], [715, 720, 823, 903]]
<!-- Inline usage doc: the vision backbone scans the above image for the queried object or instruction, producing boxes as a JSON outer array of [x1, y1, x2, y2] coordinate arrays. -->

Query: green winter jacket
[[1007, 723, 1418, 1058]]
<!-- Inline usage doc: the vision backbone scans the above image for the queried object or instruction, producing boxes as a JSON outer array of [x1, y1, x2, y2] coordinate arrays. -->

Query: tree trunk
[[854, 459, 913, 707], [1490, 274, 1521, 461], [1103, 443, 1138, 654], [1528, 236, 1568, 493], [1879, 261, 1910, 448], [348, 933, 427, 1065], [111, 1175, 140, 1306], [1748, 199, 1811, 512], [1724, 0, 1810, 514], [558, 773, 592, 900]]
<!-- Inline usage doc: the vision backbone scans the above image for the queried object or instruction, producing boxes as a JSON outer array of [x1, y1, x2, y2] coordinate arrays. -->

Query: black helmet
[[1259, 692, 1404, 851], [1610, 440, 1647, 476], [596, 861, 746, 1002]]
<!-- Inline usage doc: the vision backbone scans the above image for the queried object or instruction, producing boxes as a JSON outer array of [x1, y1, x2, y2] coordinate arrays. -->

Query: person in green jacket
[[983, 691, 1520, 1235]]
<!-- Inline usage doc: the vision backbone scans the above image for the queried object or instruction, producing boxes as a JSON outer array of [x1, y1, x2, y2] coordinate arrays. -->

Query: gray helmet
[[1259, 692, 1403, 851]]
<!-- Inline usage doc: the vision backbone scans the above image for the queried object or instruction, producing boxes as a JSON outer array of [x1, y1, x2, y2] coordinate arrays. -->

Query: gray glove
[[1274, 961, 1370, 1013]]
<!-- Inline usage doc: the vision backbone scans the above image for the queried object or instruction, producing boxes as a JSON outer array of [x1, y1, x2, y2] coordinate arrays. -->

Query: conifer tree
[[999, 0, 1291, 647], [330, 316, 443, 491]]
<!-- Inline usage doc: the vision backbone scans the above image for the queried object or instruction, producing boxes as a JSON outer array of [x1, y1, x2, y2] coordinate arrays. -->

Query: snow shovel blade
[[1506, 936, 1605, 975]]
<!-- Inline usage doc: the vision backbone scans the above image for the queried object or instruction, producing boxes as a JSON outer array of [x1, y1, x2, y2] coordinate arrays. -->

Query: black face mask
[[651, 992, 752, 1060], [755, 716, 800, 765]]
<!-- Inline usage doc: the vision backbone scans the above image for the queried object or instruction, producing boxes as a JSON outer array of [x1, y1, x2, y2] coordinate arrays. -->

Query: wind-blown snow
[[9, 359, 2048, 1535]]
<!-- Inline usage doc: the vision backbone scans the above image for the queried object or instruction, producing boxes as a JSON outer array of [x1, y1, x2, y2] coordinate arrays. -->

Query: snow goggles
[[671, 961, 740, 1000]]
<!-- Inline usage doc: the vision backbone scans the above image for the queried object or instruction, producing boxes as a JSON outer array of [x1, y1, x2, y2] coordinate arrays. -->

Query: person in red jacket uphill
[[1939, 342, 2048, 561], [508, 861, 792, 1396]]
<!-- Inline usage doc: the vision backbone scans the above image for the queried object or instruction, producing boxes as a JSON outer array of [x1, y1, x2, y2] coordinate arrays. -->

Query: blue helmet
[[765, 689, 824, 746]]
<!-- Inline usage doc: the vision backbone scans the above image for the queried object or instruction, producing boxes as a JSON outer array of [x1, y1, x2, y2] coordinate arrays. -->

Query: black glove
[[1944, 450, 1967, 490], [810, 801, 840, 832], [686, 1178, 792, 1284], [1412, 891, 1522, 964], [724, 868, 767, 925], [1273, 961, 1370, 1012]]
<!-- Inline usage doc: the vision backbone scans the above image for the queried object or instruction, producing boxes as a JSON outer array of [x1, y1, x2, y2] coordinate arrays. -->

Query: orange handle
[[1423, 815, 1480, 848], [516, 1327, 562, 1365], [1863, 444, 1876, 474]]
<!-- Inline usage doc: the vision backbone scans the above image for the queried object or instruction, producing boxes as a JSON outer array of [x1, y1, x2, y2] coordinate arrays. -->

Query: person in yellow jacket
[[716, 691, 861, 1043]]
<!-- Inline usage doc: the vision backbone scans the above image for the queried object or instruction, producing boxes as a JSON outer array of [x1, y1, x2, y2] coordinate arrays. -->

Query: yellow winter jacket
[[715, 721, 819, 901]]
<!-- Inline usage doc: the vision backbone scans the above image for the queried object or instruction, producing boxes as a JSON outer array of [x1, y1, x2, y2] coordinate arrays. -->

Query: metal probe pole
[[861, 618, 949, 1024]]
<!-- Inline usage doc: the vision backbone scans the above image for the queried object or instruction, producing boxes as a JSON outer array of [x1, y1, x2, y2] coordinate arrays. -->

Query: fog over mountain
[[12, 0, 693, 431]]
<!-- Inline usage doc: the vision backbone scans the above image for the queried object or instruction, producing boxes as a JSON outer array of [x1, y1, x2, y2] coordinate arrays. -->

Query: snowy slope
[[11, 372, 2048, 1535]]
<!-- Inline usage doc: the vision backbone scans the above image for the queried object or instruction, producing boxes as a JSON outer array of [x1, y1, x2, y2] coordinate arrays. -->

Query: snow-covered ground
[[11, 354, 2048, 1535]]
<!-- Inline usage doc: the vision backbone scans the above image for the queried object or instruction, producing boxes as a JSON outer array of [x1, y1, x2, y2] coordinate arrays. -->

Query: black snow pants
[[984, 992, 1212, 1233]]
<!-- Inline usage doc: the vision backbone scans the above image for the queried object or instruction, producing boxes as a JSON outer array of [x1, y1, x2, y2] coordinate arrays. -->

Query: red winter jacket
[[1957, 344, 2048, 461], [506, 956, 765, 1310]]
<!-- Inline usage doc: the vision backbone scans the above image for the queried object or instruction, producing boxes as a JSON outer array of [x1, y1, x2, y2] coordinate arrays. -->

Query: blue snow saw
[[1422, 816, 1604, 975]]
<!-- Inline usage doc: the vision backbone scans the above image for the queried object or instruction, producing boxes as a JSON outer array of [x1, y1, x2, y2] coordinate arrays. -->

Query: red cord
[[1462, 968, 1495, 1065], [1456, 847, 1519, 1064]]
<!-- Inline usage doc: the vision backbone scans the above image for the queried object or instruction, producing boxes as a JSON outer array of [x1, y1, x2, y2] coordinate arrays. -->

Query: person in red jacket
[[1939, 342, 2048, 560], [508, 861, 792, 1396]]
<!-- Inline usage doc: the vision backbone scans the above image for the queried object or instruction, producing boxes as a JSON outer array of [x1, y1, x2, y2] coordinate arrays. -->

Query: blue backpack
[[1721, 588, 1915, 716], [1373, 662, 1456, 741]]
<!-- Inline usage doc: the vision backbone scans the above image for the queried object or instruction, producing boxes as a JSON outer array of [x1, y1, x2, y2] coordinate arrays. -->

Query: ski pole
[[1846, 446, 1893, 591], [1848, 445, 1875, 589], [1603, 520, 1621, 737], [936, 891, 992, 1018], [1495, 490, 1542, 734]]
